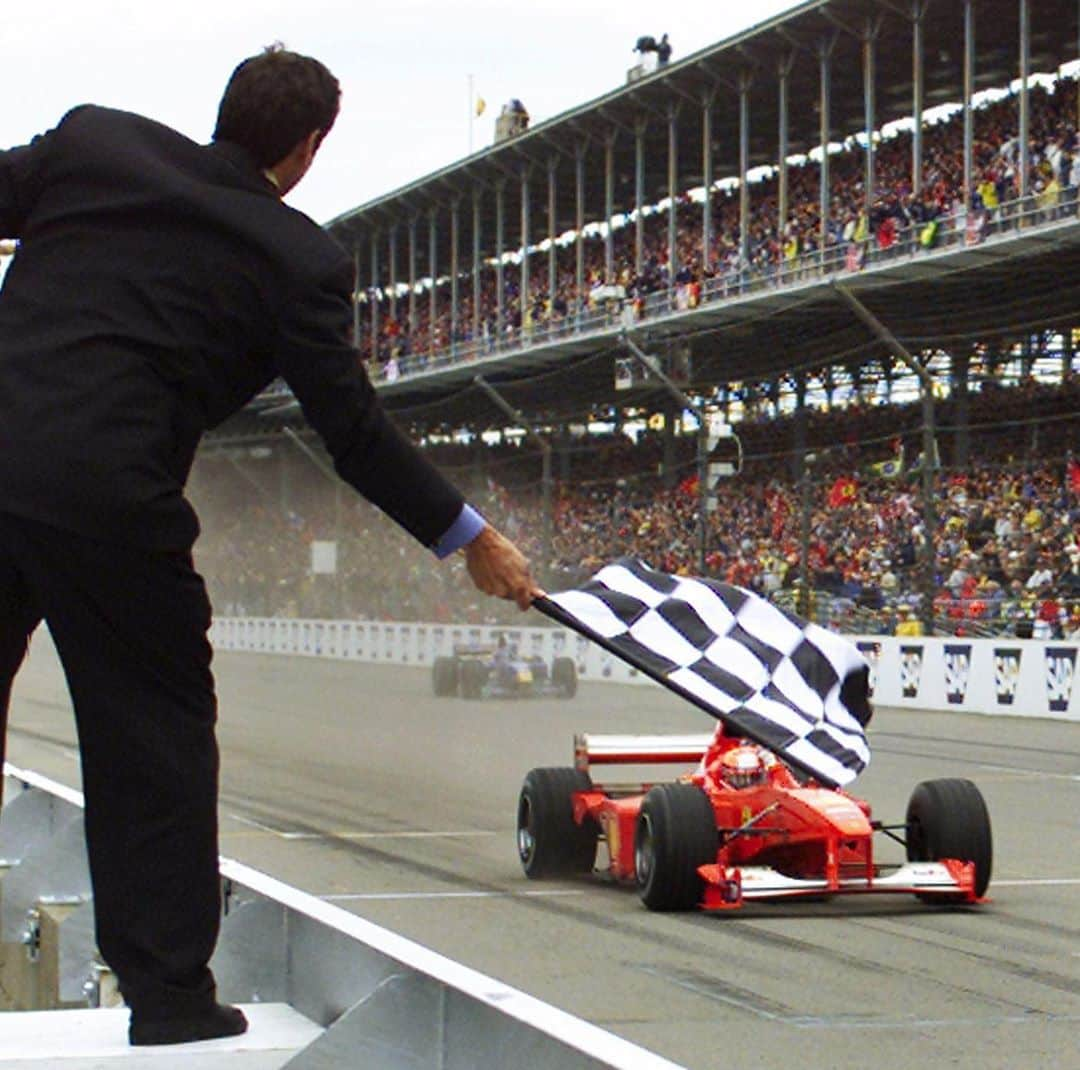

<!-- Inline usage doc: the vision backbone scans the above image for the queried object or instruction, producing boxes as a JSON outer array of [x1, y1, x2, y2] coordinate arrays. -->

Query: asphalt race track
[[8, 633, 1080, 1070]]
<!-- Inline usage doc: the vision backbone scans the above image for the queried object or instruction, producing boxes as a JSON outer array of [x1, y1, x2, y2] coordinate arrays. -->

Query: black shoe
[[129, 1003, 248, 1046]]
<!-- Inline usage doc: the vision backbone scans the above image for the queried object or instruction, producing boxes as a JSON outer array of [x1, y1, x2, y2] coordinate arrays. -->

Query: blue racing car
[[432, 639, 577, 700]]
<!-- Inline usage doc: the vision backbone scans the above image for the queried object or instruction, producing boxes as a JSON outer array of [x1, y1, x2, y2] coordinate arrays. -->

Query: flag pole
[[468, 73, 474, 155]]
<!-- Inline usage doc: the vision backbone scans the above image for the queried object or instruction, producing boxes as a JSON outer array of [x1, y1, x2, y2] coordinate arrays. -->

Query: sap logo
[[856, 641, 881, 697], [943, 645, 972, 705], [900, 645, 923, 699], [993, 649, 1022, 705], [1044, 648, 1077, 714]]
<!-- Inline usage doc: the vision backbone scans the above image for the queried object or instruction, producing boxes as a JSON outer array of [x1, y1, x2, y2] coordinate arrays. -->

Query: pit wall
[[209, 618, 1079, 722]]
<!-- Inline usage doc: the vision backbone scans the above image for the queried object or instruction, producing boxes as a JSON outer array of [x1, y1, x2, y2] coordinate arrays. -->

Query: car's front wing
[[699, 859, 979, 910]]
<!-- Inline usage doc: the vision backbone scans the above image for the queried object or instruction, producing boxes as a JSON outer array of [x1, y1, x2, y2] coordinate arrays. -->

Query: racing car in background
[[432, 641, 577, 700], [517, 728, 992, 911]]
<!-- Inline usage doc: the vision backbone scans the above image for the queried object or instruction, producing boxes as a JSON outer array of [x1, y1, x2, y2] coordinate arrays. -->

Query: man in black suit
[[0, 46, 539, 1045]]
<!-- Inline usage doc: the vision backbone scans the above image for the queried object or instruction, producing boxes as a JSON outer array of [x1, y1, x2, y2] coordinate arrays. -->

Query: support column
[[369, 231, 379, 363], [575, 144, 586, 329], [472, 189, 481, 347], [667, 105, 679, 303], [739, 75, 752, 275], [912, 0, 926, 196], [953, 349, 971, 469], [547, 157, 558, 320], [790, 371, 807, 481], [520, 168, 531, 339], [634, 121, 647, 278], [352, 244, 361, 347], [407, 218, 418, 336], [428, 211, 437, 359], [963, 0, 975, 213], [819, 38, 835, 264], [863, 19, 879, 223], [1019, 0, 1031, 199], [778, 55, 793, 255], [495, 180, 505, 341], [662, 400, 677, 489], [450, 201, 460, 356], [702, 94, 715, 276], [388, 227, 398, 322], [604, 132, 616, 283]]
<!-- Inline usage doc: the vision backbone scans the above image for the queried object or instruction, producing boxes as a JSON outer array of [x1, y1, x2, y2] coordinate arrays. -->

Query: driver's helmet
[[719, 745, 767, 789]]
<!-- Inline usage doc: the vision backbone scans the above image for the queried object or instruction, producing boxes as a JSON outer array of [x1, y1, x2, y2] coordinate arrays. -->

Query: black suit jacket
[[0, 105, 463, 551]]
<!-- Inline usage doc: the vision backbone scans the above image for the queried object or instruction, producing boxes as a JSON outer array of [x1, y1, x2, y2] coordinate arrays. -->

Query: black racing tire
[[906, 778, 993, 900], [432, 657, 459, 697], [635, 783, 717, 912], [459, 659, 488, 699], [529, 657, 549, 684], [517, 767, 597, 878], [551, 656, 578, 699]]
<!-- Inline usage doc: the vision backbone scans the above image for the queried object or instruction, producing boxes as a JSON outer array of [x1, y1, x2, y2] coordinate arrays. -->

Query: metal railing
[[356, 187, 1079, 387]]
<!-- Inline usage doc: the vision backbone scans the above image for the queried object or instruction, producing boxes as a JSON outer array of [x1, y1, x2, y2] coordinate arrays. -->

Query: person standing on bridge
[[0, 45, 540, 1046]]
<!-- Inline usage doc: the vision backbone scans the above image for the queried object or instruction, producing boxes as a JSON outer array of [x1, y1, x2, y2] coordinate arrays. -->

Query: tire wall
[[209, 618, 1079, 722]]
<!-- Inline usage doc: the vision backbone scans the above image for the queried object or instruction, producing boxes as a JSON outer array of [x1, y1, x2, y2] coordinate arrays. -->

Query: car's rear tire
[[459, 659, 487, 699], [517, 767, 597, 878], [552, 656, 578, 698], [635, 783, 717, 911], [432, 657, 458, 697], [906, 778, 992, 899]]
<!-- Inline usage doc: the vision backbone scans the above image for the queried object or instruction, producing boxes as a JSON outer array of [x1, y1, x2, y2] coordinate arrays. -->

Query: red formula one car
[[517, 730, 992, 911]]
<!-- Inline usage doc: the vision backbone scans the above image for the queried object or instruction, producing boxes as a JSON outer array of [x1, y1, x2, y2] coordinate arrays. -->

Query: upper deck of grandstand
[[281, 0, 1080, 429], [326, 0, 1077, 248]]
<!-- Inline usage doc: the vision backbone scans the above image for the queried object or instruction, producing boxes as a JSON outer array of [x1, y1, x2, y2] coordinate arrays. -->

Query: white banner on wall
[[208, 619, 1079, 723]]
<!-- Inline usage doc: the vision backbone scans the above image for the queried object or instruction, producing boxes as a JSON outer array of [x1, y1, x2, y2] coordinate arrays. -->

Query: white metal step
[[0, 1003, 323, 1069]]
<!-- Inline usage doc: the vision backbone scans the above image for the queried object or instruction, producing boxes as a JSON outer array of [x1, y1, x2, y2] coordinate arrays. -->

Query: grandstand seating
[[192, 377, 1080, 639], [356, 77, 1079, 377]]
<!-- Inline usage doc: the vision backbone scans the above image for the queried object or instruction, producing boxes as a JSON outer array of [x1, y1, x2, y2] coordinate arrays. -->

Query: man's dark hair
[[214, 44, 340, 169]]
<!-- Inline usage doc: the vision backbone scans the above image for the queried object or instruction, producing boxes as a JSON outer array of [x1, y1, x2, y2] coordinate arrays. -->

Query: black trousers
[[0, 512, 222, 1019]]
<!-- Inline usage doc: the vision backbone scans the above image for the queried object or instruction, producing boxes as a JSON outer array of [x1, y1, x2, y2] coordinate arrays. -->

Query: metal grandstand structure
[[282, 0, 1080, 429], [208, 0, 1080, 635]]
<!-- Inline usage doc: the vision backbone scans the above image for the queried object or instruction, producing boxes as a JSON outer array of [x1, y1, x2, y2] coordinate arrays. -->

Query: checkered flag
[[535, 559, 872, 787]]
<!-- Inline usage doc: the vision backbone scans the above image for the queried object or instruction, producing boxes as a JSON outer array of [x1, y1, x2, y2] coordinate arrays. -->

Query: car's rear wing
[[574, 733, 713, 773]]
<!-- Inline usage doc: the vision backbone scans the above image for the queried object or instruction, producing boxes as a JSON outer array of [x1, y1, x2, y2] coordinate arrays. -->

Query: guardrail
[[0, 764, 685, 1069], [209, 616, 1079, 721], [355, 187, 1080, 385]]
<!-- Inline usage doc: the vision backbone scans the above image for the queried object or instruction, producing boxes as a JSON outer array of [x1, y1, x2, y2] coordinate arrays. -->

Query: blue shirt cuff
[[434, 504, 486, 559]]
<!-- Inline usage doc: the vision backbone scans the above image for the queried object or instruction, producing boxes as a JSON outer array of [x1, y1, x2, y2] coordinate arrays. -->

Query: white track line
[[322, 889, 585, 901], [280, 829, 497, 841], [989, 878, 1080, 887], [975, 763, 1080, 782]]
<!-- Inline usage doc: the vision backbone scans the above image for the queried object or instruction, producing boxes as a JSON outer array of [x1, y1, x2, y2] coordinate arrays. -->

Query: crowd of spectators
[[357, 76, 1079, 373], [192, 376, 1080, 639]]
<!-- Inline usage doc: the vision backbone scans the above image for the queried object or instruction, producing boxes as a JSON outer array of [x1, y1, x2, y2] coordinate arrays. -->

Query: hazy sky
[[3, 1, 799, 226]]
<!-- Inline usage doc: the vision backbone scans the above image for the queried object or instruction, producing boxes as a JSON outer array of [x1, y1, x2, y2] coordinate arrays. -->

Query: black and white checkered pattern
[[540, 559, 872, 787]]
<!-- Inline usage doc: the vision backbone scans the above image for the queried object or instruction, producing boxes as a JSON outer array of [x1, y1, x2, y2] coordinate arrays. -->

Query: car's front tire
[[635, 783, 717, 911], [906, 778, 992, 900]]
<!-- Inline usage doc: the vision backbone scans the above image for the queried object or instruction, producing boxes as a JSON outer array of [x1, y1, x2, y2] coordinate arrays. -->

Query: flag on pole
[[475, 96, 486, 117], [827, 476, 858, 508], [536, 559, 872, 787]]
